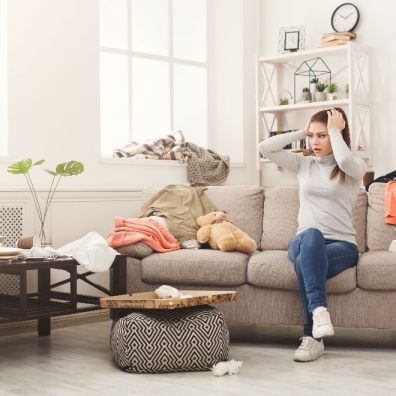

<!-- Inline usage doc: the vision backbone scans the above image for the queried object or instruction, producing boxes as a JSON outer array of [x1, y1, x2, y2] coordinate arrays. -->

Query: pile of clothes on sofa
[[107, 184, 217, 253]]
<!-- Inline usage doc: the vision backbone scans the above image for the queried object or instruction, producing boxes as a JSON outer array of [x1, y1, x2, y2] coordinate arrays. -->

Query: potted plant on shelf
[[310, 77, 319, 101], [278, 88, 293, 105], [7, 159, 84, 247], [301, 87, 312, 102], [327, 82, 337, 100], [315, 82, 328, 101]]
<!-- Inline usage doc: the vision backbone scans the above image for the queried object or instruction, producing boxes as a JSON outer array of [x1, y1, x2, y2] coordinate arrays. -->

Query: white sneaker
[[312, 307, 335, 338], [294, 336, 324, 362]]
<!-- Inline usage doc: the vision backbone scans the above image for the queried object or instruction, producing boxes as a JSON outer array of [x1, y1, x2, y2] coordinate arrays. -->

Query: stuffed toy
[[196, 211, 257, 254]]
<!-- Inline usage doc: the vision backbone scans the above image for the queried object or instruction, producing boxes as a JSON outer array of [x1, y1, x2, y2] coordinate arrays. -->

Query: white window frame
[[0, 0, 8, 159], [99, 0, 209, 162]]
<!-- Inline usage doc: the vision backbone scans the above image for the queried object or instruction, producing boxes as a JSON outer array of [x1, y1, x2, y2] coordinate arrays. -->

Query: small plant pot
[[315, 92, 326, 102], [301, 92, 312, 102], [327, 93, 337, 100]]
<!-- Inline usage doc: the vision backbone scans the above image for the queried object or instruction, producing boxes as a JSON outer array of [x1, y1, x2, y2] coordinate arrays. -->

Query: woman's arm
[[326, 110, 367, 180], [328, 128, 367, 180], [258, 129, 307, 173]]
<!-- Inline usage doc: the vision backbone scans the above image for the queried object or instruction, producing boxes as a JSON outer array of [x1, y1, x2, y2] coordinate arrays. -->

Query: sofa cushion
[[357, 251, 396, 290], [205, 186, 264, 250], [367, 183, 396, 251], [141, 249, 248, 286], [117, 242, 154, 259], [261, 187, 299, 251], [247, 250, 357, 293], [261, 187, 367, 253]]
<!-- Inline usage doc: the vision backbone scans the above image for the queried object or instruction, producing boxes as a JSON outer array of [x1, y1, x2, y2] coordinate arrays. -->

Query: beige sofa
[[122, 183, 396, 333]]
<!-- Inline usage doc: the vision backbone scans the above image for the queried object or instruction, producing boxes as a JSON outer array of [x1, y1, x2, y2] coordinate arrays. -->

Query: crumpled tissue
[[211, 360, 243, 376], [155, 285, 192, 299]]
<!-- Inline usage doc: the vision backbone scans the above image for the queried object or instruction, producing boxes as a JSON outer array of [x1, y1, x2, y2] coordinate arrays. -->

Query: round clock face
[[331, 3, 359, 32]]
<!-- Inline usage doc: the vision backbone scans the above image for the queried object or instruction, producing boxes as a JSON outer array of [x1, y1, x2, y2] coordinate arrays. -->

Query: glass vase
[[33, 213, 52, 248]]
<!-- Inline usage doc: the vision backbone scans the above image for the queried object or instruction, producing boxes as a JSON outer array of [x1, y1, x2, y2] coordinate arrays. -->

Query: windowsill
[[100, 157, 246, 168], [100, 157, 187, 167], [0, 155, 10, 164]]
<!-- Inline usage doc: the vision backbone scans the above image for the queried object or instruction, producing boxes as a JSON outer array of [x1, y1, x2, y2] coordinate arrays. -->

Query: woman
[[259, 108, 367, 362]]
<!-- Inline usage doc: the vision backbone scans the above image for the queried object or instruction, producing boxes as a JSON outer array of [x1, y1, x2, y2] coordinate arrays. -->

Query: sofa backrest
[[205, 186, 265, 250], [261, 187, 368, 253], [366, 183, 396, 251]]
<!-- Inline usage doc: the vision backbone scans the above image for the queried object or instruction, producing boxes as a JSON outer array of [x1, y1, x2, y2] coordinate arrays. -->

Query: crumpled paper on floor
[[211, 360, 243, 376]]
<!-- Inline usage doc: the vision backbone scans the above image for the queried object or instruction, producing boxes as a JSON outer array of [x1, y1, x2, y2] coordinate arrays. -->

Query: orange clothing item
[[385, 181, 396, 225], [107, 217, 180, 252]]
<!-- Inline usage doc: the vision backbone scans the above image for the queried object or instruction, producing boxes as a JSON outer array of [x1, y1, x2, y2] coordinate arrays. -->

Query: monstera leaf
[[7, 159, 45, 174], [45, 160, 84, 177]]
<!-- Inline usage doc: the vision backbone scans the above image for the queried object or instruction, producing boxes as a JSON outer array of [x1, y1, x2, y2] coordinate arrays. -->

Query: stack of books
[[320, 31, 356, 48]]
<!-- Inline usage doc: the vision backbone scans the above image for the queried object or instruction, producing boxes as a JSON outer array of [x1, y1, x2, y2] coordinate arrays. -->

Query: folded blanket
[[385, 181, 396, 225], [107, 217, 180, 252]]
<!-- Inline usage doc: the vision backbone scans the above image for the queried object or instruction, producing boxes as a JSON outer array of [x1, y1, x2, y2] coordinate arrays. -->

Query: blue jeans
[[288, 228, 359, 337]]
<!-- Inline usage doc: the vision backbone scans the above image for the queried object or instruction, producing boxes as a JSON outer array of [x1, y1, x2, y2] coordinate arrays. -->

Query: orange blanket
[[107, 217, 180, 252], [385, 181, 396, 225]]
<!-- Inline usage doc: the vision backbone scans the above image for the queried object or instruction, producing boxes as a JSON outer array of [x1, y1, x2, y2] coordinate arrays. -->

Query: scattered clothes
[[155, 285, 192, 299], [184, 142, 230, 186], [389, 240, 396, 252], [180, 239, 202, 249], [365, 169, 396, 192], [56, 232, 119, 272], [211, 360, 243, 377], [113, 130, 187, 161], [113, 131, 230, 185], [385, 181, 396, 225], [107, 217, 180, 252], [28, 232, 119, 272], [139, 184, 217, 242]]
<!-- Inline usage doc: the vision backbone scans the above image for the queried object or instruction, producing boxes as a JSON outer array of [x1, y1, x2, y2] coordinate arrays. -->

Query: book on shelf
[[322, 31, 356, 38], [321, 34, 352, 43], [320, 40, 350, 48], [320, 31, 356, 48]]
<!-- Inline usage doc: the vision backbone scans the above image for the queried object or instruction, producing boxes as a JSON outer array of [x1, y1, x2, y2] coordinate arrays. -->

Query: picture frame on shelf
[[278, 26, 305, 54]]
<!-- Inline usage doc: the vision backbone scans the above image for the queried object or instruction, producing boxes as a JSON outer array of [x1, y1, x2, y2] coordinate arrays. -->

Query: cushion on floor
[[110, 305, 229, 373]]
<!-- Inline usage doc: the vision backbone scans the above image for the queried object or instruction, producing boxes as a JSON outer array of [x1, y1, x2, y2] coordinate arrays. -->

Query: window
[[0, 0, 7, 157], [99, 0, 208, 157]]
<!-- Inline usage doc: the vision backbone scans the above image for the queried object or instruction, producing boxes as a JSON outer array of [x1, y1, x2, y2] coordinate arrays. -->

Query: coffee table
[[0, 255, 127, 336]]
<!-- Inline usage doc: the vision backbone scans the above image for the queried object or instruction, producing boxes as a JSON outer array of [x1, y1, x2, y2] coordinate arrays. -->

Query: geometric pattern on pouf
[[110, 305, 229, 373]]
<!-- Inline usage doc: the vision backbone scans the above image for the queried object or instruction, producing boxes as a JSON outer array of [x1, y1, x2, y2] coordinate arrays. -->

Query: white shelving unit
[[256, 42, 370, 167]]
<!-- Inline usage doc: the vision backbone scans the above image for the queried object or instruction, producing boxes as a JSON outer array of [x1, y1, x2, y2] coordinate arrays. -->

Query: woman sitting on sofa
[[259, 108, 367, 362]]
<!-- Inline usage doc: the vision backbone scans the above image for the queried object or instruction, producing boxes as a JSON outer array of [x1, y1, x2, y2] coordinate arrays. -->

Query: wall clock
[[331, 3, 360, 32]]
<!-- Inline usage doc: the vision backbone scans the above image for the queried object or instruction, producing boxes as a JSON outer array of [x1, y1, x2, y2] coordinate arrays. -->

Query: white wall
[[1, 0, 259, 190], [260, 0, 396, 186]]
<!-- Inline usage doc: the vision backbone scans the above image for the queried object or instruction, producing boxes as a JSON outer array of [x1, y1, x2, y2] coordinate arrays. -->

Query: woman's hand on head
[[327, 109, 346, 132]]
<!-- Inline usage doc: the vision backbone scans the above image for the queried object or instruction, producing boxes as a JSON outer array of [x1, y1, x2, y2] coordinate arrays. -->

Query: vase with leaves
[[7, 159, 84, 247]]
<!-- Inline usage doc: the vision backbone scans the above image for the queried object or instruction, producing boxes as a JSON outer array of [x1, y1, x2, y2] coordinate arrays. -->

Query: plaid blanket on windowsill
[[113, 130, 230, 185], [113, 130, 188, 163]]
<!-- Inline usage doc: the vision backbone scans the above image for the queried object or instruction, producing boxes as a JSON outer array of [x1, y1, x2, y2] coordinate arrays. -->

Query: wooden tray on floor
[[100, 290, 237, 309]]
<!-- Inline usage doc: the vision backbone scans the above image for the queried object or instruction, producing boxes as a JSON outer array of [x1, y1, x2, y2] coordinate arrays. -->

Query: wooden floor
[[0, 321, 395, 396]]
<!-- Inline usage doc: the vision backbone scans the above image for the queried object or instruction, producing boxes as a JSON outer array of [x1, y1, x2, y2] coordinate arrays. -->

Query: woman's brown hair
[[310, 107, 350, 183]]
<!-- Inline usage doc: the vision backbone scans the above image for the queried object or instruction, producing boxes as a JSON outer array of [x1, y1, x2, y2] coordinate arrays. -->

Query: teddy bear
[[196, 211, 257, 254]]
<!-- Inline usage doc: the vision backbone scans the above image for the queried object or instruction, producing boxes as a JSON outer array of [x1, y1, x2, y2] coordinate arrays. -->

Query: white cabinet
[[256, 42, 370, 168]]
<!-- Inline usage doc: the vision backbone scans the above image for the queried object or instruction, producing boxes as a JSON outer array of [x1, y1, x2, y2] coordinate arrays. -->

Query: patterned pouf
[[110, 305, 229, 373]]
